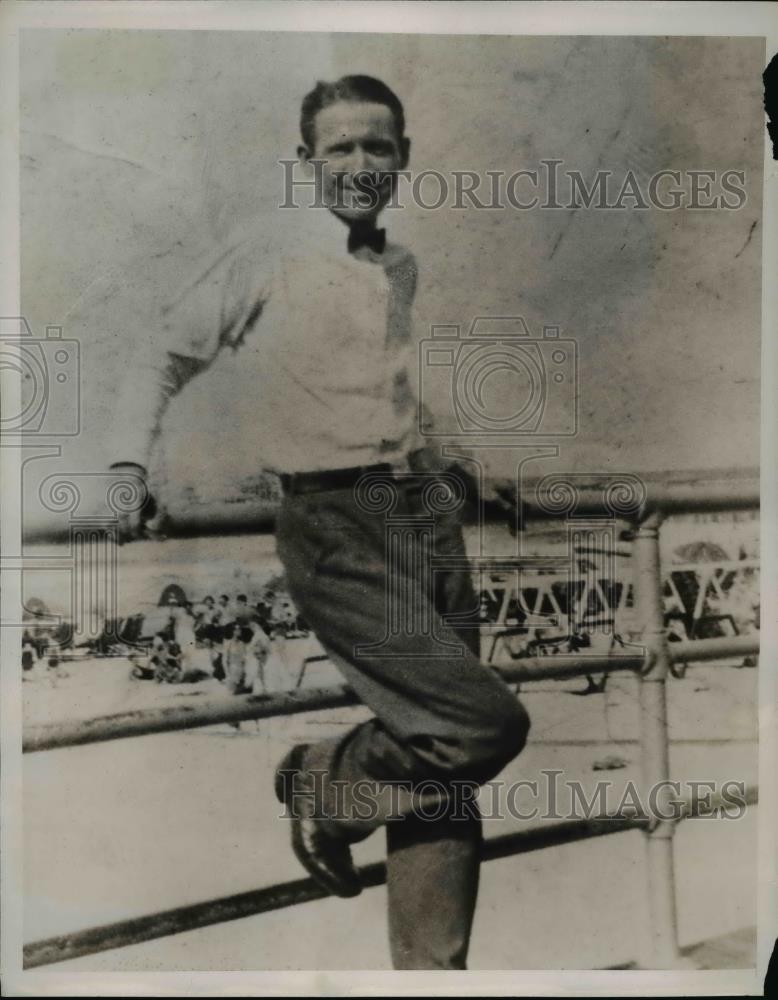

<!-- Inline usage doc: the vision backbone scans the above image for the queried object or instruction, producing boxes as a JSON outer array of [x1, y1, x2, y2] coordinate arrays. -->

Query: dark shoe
[[275, 743, 362, 898]]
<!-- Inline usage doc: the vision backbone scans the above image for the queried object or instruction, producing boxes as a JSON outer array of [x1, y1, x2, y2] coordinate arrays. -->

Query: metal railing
[[23, 633, 755, 755], [21, 471, 760, 970], [23, 784, 759, 970]]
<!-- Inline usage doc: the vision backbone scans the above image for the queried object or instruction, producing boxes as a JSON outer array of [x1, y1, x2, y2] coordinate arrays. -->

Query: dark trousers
[[276, 477, 530, 969]]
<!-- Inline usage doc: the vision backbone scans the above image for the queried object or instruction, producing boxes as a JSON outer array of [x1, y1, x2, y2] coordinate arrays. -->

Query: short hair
[[219, 594, 230, 602], [300, 74, 405, 150], [236, 594, 248, 603], [203, 595, 214, 604]]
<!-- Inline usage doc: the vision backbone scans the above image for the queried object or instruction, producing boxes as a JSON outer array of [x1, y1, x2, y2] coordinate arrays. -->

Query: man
[[165, 594, 197, 670], [150, 632, 180, 684], [223, 614, 273, 696], [216, 593, 232, 617], [273, 596, 297, 638], [255, 593, 273, 633], [209, 594, 233, 681], [233, 593, 252, 627], [222, 594, 264, 693], [193, 594, 216, 642], [22, 639, 36, 675], [110, 75, 529, 970]]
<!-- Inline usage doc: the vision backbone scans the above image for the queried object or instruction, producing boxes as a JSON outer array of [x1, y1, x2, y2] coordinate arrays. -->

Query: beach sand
[[23, 649, 757, 971]]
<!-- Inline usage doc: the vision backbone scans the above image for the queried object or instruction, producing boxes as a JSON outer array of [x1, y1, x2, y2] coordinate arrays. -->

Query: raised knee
[[491, 696, 530, 764], [461, 694, 530, 779], [410, 696, 530, 781]]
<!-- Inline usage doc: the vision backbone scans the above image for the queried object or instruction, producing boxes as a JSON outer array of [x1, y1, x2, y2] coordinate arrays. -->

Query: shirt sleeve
[[111, 237, 271, 469]]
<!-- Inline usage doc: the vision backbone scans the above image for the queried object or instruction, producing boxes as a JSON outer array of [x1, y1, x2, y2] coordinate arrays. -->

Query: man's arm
[[111, 352, 210, 470], [109, 236, 270, 539], [110, 351, 212, 540]]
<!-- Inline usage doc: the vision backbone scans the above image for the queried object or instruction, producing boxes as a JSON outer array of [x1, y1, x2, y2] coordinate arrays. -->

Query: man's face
[[300, 100, 409, 222]]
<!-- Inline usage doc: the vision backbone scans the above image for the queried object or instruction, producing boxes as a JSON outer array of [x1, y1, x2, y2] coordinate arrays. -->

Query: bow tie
[[347, 223, 386, 255]]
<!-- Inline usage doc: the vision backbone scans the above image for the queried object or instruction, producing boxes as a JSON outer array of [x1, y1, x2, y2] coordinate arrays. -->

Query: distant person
[[157, 641, 183, 684], [218, 619, 245, 730], [224, 617, 273, 695], [234, 593, 253, 626], [150, 633, 175, 682], [250, 621, 275, 693], [28, 620, 48, 660], [166, 595, 197, 673], [255, 592, 272, 630], [210, 594, 234, 680], [222, 618, 254, 693], [46, 648, 68, 685], [274, 596, 297, 637], [194, 594, 217, 643], [22, 641, 36, 674], [216, 593, 233, 625]]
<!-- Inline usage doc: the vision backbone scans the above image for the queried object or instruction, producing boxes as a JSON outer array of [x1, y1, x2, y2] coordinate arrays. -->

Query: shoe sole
[[290, 818, 363, 899], [275, 743, 362, 899], [275, 743, 309, 805]]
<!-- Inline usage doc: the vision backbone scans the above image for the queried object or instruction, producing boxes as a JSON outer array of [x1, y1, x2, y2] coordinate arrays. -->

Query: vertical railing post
[[633, 510, 680, 967]]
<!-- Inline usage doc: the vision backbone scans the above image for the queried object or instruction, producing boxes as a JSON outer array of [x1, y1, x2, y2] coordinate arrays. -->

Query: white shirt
[[114, 208, 422, 474]]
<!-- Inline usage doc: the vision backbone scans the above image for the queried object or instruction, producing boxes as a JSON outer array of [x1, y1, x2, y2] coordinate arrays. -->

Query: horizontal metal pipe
[[500, 652, 644, 681], [22, 816, 647, 969], [23, 469, 759, 543], [22, 635, 759, 754], [164, 472, 760, 524], [524, 478, 759, 518], [670, 634, 759, 663], [21, 655, 645, 753], [23, 785, 757, 969], [22, 684, 360, 754], [142, 499, 277, 538]]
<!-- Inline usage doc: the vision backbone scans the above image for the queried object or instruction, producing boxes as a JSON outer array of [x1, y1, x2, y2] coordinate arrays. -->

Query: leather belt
[[279, 463, 394, 496]]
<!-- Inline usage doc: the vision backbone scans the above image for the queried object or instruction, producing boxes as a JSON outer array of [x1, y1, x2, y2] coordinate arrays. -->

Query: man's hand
[[485, 479, 522, 536], [406, 444, 454, 476], [108, 462, 153, 544], [406, 447, 523, 531], [452, 469, 523, 535]]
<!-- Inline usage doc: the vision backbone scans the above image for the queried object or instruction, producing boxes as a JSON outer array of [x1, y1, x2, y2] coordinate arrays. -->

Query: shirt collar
[[303, 206, 387, 259]]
